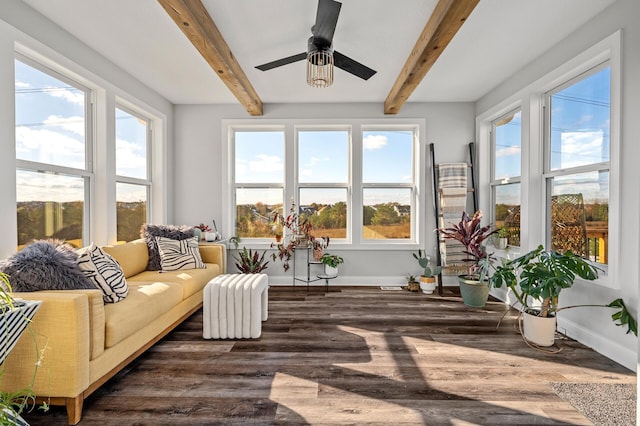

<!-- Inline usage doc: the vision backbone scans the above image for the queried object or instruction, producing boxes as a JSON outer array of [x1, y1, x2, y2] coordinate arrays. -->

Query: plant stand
[[292, 246, 335, 291]]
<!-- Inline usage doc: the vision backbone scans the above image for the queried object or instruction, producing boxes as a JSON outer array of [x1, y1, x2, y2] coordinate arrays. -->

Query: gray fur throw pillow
[[140, 224, 195, 271], [0, 240, 96, 292]]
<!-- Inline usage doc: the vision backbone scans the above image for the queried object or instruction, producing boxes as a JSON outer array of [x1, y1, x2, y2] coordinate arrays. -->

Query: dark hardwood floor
[[22, 286, 635, 425]]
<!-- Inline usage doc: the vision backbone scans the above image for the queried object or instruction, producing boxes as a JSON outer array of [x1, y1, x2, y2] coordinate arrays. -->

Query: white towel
[[438, 163, 468, 189]]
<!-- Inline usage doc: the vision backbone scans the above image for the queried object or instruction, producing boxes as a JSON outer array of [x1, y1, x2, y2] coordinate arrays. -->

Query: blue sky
[[15, 59, 147, 202], [235, 129, 414, 206]]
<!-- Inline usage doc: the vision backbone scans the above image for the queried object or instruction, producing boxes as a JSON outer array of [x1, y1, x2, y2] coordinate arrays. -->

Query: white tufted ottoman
[[203, 273, 269, 339]]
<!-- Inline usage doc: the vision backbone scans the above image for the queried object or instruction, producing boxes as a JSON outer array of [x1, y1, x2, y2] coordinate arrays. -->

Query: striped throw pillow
[[77, 243, 129, 303], [155, 236, 205, 271]]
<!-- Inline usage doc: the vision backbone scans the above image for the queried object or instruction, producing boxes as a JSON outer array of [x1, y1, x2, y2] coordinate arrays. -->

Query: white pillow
[[77, 243, 128, 303], [155, 236, 205, 271]]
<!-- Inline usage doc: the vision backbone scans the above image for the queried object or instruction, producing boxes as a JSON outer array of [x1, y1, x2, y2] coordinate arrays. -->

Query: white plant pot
[[324, 265, 338, 277], [419, 276, 436, 294], [204, 232, 218, 242], [522, 311, 557, 346]]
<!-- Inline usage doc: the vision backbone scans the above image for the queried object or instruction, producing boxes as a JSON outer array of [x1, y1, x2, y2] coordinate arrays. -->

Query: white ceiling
[[22, 0, 615, 106]]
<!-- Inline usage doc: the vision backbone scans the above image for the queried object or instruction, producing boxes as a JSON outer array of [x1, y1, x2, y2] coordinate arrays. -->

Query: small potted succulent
[[406, 274, 419, 292], [412, 249, 442, 294], [493, 226, 508, 249], [437, 210, 497, 307]]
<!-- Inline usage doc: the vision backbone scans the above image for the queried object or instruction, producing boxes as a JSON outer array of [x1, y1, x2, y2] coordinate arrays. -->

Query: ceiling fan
[[255, 0, 377, 87]]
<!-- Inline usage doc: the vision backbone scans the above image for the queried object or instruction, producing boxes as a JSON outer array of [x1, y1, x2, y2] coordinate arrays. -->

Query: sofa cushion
[[127, 262, 220, 300], [77, 244, 128, 303], [101, 239, 149, 279], [155, 236, 205, 271], [1, 240, 96, 292], [141, 224, 195, 271], [103, 281, 183, 348]]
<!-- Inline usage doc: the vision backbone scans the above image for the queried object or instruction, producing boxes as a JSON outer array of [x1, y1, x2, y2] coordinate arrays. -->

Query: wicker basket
[[407, 281, 420, 292]]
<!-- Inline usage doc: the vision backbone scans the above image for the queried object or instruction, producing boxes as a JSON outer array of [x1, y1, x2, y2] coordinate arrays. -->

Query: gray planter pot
[[457, 276, 489, 308], [0, 299, 42, 364]]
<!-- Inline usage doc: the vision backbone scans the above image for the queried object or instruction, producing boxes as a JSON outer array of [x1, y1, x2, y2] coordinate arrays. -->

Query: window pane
[[494, 111, 521, 179], [363, 188, 411, 239], [235, 131, 284, 183], [116, 108, 147, 179], [550, 67, 610, 170], [16, 170, 84, 247], [549, 171, 608, 264], [298, 131, 348, 183], [236, 188, 283, 238], [116, 183, 147, 242], [299, 188, 347, 238], [15, 59, 86, 169], [363, 130, 413, 183], [495, 183, 521, 246]]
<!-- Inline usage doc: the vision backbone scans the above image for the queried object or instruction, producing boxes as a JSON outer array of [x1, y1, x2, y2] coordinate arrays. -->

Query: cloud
[[47, 86, 85, 105], [44, 115, 85, 137], [496, 145, 521, 157], [116, 138, 147, 174], [363, 134, 388, 150], [16, 171, 84, 202], [559, 130, 604, 168], [16, 125, 85, 168], [249, 154, 283, 173], [15, 80, 30, 89]]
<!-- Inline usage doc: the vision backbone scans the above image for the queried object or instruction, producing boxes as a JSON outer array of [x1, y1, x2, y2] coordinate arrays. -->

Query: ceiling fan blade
[[255, 53, 307, 71], [313, 0, 341, 46], [334, 51, 377, 80]]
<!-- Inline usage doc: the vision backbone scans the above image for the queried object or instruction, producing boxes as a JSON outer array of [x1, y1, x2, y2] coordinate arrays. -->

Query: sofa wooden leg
[[65, 395, 84, 425]]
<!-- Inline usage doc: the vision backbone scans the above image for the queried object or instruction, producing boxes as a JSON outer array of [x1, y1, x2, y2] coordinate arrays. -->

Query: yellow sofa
[[2, 238, 226, 425]]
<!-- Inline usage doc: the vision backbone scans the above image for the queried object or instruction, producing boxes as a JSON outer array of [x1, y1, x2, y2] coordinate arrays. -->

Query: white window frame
[[115, 102, 153, 228], [477, 31, 620, 289], [15, 53, 94, 247], [222, 119, 425, 250], [490, 108, 522, 247]]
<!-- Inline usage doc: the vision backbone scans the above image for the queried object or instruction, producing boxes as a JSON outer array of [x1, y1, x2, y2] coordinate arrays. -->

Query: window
[[115, 106, 151, 242], [544, 65, 610, 264], [362, 128, 415, 240], [298, 130, 349, 239], [233, 129, 285, 239], [491, 110, 522, 246], [228, 122, 421, 245], [15, 57, 91, 248]]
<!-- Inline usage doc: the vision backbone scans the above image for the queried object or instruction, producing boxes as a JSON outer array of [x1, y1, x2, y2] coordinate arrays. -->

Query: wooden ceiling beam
[[384, 0, 479, 115], [158, 0, 263, 116]]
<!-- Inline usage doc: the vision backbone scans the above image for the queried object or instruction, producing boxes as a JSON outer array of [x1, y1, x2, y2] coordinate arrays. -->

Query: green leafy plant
[[497, 226, 508, 238], [406, 274, 418, 284], [412, 249, 442, 278], [489, 245, 637, 335], [233, 247, 269, 274], [319, 253, 344, 268]]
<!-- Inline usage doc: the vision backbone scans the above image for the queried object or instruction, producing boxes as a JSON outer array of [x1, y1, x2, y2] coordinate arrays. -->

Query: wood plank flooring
[[22, 286, 635, 425]]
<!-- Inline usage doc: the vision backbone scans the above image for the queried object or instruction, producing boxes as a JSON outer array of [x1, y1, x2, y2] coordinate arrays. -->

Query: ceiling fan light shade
[[307, 49, 334, 88]]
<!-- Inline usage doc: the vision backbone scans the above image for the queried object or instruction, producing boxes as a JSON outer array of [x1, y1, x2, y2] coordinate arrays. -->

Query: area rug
[[549, 382, 636, 425]]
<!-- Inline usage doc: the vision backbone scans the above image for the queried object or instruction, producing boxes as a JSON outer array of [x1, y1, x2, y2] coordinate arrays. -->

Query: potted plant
[[0, 272, 43, 424], [319, 253, 343, 277], [494, 227, 508, 249], [405, 274, 420, 292], [437, 210, 497, 307], [270, 201, 313, 272], [489, 245, 637, 346], [412, 249, 442, 294], [233, 247, 269, 274]]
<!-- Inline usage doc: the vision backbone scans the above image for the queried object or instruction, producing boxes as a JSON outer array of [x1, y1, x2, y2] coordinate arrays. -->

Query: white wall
[[476, 0, 639, 371], [173, 102, 475, 285], [0, 1, 174, 258]]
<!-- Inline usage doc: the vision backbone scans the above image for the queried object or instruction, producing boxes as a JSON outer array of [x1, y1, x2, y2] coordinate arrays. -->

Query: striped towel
[[438, 163, 468, 189], [438, 187, 469, 269]]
